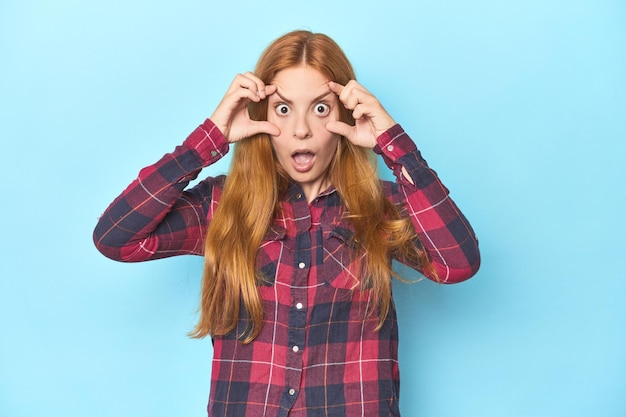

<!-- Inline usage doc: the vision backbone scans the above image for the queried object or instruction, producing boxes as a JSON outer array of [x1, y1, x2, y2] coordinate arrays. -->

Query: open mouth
[[292, 151, 315, 172]]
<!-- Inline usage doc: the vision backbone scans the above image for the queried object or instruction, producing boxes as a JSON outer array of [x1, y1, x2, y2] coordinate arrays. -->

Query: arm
[[94, 73, 281, 262], [375, 125, 481, 283], [93, 119, 229, 262], [327, 80, 480, 283]]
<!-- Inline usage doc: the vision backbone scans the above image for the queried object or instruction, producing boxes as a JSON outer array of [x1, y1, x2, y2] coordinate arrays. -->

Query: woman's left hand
[[326, 80, 396, 148]]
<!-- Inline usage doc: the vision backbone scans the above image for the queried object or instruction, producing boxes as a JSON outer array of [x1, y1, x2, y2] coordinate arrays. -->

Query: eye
[[274, 103, 291, 116], [314, 102, 330, 116]]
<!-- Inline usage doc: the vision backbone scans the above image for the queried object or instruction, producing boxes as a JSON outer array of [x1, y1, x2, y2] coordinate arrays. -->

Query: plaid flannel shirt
[[94, 119, 480, 417]]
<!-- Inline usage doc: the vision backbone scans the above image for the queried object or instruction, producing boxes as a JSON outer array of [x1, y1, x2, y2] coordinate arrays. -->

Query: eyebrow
[[274, 90, 333, 105]]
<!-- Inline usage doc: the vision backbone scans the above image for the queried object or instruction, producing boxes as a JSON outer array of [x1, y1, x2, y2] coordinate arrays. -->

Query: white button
[[298, 262, 306, 269], [289, 388, 296, 396], [387, 145, 394, 152], [296, 302, 303, 310], [292, 345, 299, 353]]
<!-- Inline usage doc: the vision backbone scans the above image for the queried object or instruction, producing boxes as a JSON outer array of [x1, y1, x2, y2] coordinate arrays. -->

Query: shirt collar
[[283, 180, 338, 203]]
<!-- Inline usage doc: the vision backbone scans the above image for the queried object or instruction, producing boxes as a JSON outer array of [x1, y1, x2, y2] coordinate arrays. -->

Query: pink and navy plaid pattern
[[94, 119, 480, 416]]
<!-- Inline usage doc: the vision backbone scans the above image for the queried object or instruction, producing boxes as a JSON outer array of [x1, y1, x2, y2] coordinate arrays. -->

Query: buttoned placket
[[278, 189, 310, 416]]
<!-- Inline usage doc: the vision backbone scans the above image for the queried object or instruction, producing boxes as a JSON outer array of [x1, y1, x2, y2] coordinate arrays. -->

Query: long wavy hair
[[190, 30, 435, 342]]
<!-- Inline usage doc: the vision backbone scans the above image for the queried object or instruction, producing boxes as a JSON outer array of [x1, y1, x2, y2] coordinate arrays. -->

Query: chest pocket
[[321, 222, 363, 291], [256, 225, 287, 286]]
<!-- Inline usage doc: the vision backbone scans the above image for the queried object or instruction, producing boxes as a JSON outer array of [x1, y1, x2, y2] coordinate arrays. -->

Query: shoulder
[[380, 179, 405, 206], [187, 174, 227, 201], [380, 179, 399, 194]]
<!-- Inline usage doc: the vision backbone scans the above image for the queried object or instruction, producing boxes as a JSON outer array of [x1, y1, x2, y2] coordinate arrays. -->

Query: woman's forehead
[[270, 66, 332, 102]]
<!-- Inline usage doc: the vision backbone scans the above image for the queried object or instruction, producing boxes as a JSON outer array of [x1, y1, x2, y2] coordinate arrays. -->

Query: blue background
[[1, 0, 625, 416]]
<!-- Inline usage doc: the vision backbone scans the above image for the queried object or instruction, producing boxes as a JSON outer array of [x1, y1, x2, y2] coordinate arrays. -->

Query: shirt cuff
[[374, 124, 417, 161], [184, 119, 230, 166]]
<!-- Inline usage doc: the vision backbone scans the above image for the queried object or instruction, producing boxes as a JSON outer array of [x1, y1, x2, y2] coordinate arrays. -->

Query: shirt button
[[298, 262, 306, 269], [210, 150, 218, 157], [289, 388, 296, 396], [296, 302, 303, 310], [387, 145, 394, 152], [292, 345, 299, 353]]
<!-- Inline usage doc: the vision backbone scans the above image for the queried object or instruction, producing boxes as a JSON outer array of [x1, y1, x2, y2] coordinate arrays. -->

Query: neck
[[300, 177, 332, 203]]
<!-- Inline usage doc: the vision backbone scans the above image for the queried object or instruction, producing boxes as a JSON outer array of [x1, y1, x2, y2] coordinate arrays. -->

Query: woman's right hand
[[210, 72, 280, 143]]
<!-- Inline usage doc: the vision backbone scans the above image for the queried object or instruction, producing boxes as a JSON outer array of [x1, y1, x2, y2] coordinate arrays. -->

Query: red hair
[[190, 30, 434, 342]]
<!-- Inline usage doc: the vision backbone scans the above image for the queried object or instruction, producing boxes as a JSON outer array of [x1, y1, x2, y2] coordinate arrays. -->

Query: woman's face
[[267, 65, 341, 201]]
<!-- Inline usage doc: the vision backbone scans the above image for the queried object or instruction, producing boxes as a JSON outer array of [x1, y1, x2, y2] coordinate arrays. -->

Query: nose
[[293, 112, 312, 139]]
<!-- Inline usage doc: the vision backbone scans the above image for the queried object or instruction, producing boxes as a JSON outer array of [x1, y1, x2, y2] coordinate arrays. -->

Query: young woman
[[94, 30, 480, 417]]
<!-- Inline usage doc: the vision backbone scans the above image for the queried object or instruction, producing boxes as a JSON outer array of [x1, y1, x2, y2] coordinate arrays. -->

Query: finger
[[253, 120, 281, 137], [346, 94, 361, 111], [228, 73, 255, 92], [227, 86, 261, 105], [336, 81, 367, 110], [229, 121, 281, 144], [263, 84, 277, 98], [350, 99, 378, 120], [344, 79, 369, 94], [339, 80, 360, 100], [352, 104, 365, 120], [228, 73, 264, 100], [329, 81, 344, 96], [326, 120, 354, 139], [236, 121, 280, 141], [243, 71, 269, 99]]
